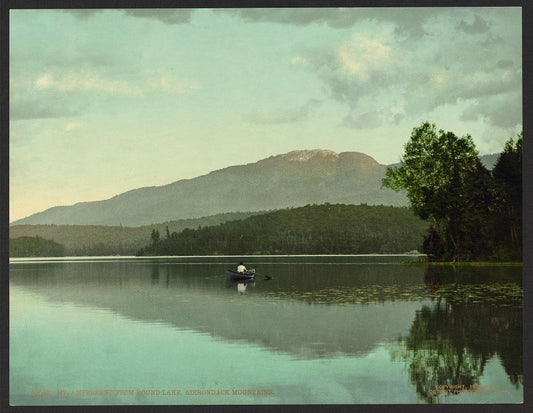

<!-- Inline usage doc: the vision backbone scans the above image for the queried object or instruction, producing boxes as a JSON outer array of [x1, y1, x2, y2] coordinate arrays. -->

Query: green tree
[[150, 229, 160, 249], [382, 122, 483, 260], [492, 133, 522, 259]]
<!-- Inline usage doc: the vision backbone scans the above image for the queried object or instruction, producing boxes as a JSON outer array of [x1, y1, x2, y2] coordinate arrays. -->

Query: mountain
[[11, 150, 502, 228], [12, 150, 408, 226]]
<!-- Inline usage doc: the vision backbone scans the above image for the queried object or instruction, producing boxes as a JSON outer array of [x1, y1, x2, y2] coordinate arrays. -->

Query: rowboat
[[226, 269, 255, 281]]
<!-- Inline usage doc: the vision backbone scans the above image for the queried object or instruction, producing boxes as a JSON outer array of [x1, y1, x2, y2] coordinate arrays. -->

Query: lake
[[9, 255, 523, 405]]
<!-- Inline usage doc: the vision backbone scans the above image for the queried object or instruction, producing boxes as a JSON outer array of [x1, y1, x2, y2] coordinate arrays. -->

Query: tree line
[[10, 236, 65, 257], [8, 211, 262, 257], [137, 204, 429, 256], [382, 122, 522, 261]]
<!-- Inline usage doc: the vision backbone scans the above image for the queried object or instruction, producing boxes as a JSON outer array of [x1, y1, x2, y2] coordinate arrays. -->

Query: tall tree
[[382, 122, 483, 260], [492, 133, 522, 259], [150, 229, 160, 249]]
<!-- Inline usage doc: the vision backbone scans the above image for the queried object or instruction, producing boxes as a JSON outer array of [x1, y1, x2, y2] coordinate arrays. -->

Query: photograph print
[[8, 5, 524, 406]]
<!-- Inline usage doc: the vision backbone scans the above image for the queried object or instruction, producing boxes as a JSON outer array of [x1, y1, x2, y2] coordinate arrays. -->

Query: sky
[[9, 7, 523, 222]]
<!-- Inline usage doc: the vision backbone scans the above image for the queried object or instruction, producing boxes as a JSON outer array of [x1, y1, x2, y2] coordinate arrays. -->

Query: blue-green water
[[9, 256, 523, 405]]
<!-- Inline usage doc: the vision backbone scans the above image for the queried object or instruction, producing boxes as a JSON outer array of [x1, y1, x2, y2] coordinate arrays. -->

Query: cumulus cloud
[[460, 91, 522, 128], [247, 99, 321, 124], [336, 33, 393, 81], [293, 8, 522, 129]]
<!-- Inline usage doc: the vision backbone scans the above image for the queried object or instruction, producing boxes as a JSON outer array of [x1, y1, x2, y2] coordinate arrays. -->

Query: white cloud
[[30, 70, 202, 102], [337, 34, 393, 81], [297, 9, 521, 131], [34, 72, 144, 97]]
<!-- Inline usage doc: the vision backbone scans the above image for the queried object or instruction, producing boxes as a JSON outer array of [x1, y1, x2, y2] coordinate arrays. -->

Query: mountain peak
[[12, 149, 408, 226], [278, 149, 338, 162]]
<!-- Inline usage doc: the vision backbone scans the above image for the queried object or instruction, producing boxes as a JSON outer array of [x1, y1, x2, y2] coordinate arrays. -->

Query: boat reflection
[[225, 277, 255, 294]]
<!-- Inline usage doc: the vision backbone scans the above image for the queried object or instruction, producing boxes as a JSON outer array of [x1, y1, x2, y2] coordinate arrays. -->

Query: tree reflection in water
[[393, 266, 522, 403]]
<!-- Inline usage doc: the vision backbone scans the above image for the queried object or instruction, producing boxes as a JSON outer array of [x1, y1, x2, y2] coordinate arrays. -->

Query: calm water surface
[[9, 256, 523, 405]]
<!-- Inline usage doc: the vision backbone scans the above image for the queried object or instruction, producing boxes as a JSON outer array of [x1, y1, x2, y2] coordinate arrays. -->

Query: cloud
[[497, 59, 514, 69], [291, 56, 309, 66], [11, 68, 201, 120], [143, 71, 202, 93], [221, 8, 448, 37], [34, 72, 145, 97], [460, 91, 522, 128], [456, 15, 490, 34], [342, 110, 404, 130], [121, 9, 193, 24], [10, 98, 81, 120], [64, 122, 82, 132], [63, 10, 104, 20], [294, 9, 521, 129], [65, 9, 193, 25], [31, 70, 201, 98], [336, 33, 393, 81], [247, 99, 321, 124], [221, 8, 359, 28]]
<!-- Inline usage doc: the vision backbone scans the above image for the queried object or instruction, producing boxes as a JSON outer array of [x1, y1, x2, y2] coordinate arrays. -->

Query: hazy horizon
[[10, 8, 522, 222]]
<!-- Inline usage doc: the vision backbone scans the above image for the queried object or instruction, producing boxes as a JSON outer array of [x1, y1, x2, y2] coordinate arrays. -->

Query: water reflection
[[9, 261, 432, 358], [392, 266, 523, 403], [225, 279, 256, 295], [9, 258, 522, 403]]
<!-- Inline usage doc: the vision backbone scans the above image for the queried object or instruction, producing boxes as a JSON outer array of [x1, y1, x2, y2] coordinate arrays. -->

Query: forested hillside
[[9, 211, 264, 256], [10, 236, 65, 257], [138, 204, 429, 256]]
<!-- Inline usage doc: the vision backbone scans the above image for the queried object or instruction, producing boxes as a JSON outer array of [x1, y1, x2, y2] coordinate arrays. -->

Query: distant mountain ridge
[[11, 150, 499, 227]]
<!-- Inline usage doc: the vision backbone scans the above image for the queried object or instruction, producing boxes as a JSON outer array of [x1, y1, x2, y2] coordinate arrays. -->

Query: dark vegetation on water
[[382, 123, 522, 262], [266, 282, 523, 307], [137, 204, 429, 256]]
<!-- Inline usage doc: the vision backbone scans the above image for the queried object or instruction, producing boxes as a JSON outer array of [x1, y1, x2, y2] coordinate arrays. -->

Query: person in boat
[[237, 262, 247, 273]]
